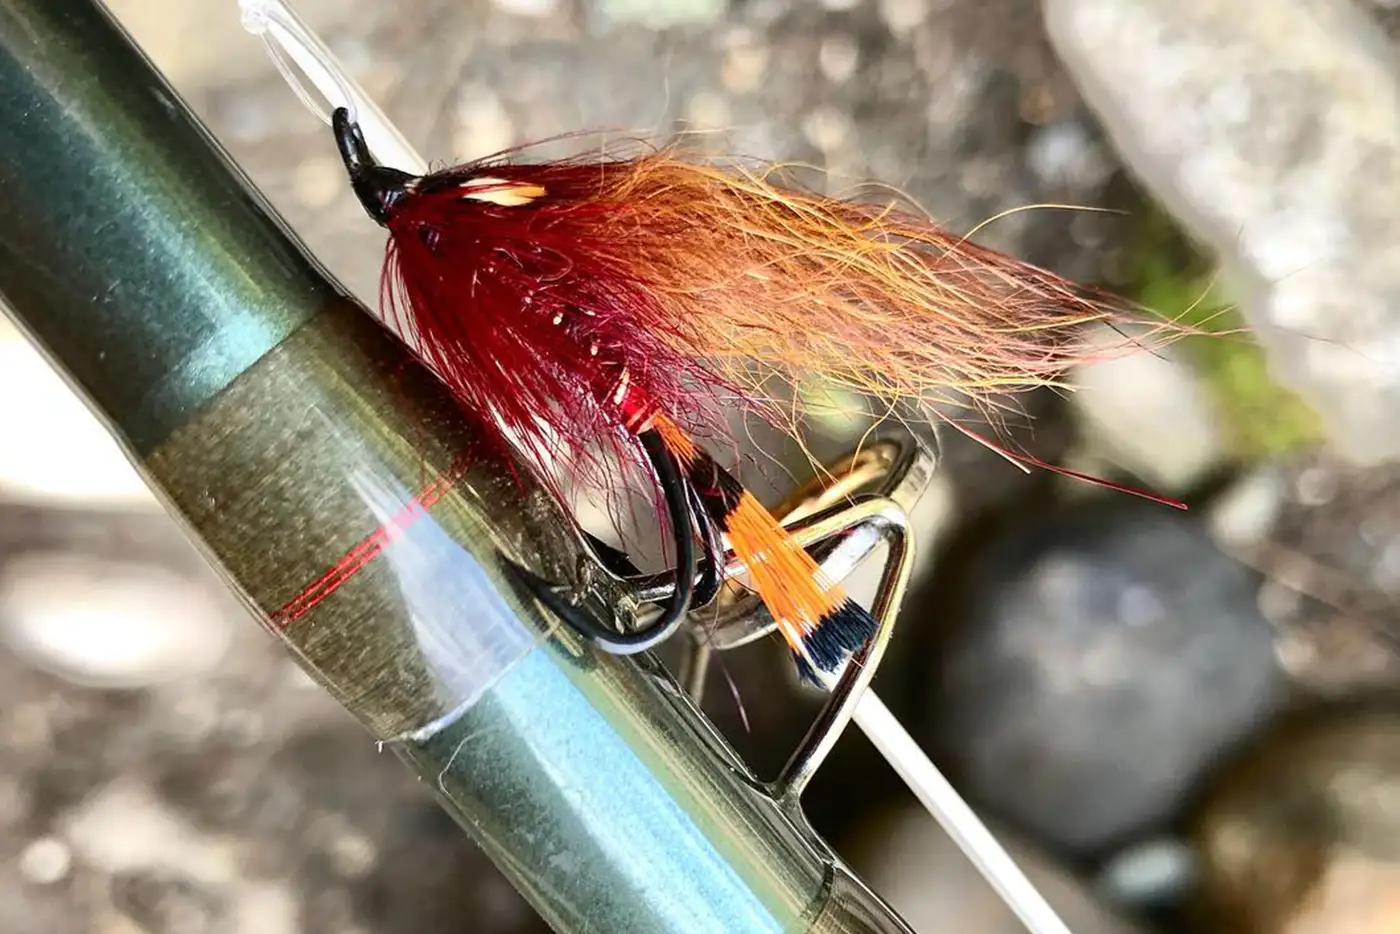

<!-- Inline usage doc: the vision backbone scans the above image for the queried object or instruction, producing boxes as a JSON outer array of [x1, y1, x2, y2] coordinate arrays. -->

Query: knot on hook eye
[[332, 107, 415, 226]]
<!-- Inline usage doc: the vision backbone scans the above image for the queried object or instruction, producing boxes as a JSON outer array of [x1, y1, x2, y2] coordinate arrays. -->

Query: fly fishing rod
[[0, 0, 924, 931]]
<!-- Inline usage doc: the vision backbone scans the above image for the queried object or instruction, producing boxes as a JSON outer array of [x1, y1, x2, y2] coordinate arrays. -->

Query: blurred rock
[[1223, 454, 1400, 696], [929, 498, 1286, 855], [878, 0, 932, 37], [1365, 0, 1400, 41], [17, 837, 72, 886], [1094, 836, 1198, 911], [1209, 467, 1289, 551], [0, 552, 232, 690], [593, 0, 727, 29], [0, 337, 157, 510], [1026, 119, 1114, 191], [1046, 0, 1400, 464], [846, 805, 1146, 934], [817, 34, 860, 84], [1193, 702, 1400, 934], [0, 641, 547, 934], [110, 867, 236, 934], [491, 0, 562, 17], [1071, 324, 1227, 494]]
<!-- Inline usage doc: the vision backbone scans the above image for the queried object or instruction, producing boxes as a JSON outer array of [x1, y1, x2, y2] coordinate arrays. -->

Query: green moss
[[1120, 207, 1325, 462]]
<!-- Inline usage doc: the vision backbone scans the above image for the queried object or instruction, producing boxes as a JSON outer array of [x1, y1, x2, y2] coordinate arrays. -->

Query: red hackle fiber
[[377, 142, 1192, 505], [378, 155, 738, 507]]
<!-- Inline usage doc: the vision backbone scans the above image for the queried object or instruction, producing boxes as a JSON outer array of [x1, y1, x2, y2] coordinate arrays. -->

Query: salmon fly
[[330, 108, 1184, 679]]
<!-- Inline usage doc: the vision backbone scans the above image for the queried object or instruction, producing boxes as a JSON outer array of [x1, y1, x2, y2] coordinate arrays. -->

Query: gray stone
[[929, 499, 1286, 855], [846, 807, 1146, 934], [1094, 836, 1198, 910], [1224, 453, 1400, 695], [1193, 703, 1400, 934], [1046, 0, 1400, 464]]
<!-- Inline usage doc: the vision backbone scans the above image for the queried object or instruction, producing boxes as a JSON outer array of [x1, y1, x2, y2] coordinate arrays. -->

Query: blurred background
[[2, 0, 1400, 932]]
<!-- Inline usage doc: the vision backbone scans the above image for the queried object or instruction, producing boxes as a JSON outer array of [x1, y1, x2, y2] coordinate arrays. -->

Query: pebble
[[307, 812, 379, 879], [1025, 120, 1113, 191], [801, 105, 853, 152], [0, 554, 232, 690], [929, 498, 1285, 855], [18, 837, 72, 885], [1094, 836, 1198, 909], [1046, 0, 1400, 463], [924, 56, 991, 138], [721, 41, 770, 95], [490, 0, 561, 16], [232, 883, 300, 934], [879, 0, 931, 36], [327, 830, 377, 880], [818, 35, 861, 84], [62, 780, 226, 880], [594, 0, 727, 29], [1193, 704, 1400, 934], [685, 91, 732, 132], [1209, 467, 1287, 550]]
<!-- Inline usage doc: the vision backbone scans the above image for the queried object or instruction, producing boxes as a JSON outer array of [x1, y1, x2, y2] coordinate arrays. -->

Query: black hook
[[687, 480, 723, 608], [331, 107, 415, 226], [506, 429, 703, 655], [581, 480, 722, 608]]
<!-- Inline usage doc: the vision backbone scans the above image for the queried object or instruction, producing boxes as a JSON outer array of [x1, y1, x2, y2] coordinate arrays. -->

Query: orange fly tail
[[651, 414, 875, 677]]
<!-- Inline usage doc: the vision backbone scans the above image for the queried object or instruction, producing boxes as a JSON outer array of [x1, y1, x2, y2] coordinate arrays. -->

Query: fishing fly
[[328, 107, 1186, 680]]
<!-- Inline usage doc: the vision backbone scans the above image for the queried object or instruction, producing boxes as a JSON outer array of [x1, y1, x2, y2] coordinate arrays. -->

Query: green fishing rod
[[0, 1, 916, 931]]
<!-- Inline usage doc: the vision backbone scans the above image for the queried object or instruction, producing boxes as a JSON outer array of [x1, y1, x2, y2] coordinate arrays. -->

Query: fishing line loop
[[239, 0, 353, 126], [239, 0, 427, 174]]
